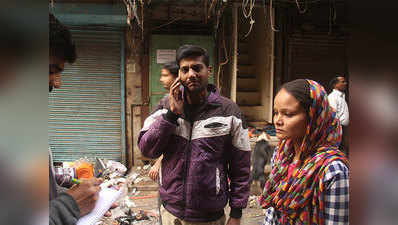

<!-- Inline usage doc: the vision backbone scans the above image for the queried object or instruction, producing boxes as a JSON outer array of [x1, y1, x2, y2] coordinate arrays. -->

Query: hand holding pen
[[67, 177, 103, 216]]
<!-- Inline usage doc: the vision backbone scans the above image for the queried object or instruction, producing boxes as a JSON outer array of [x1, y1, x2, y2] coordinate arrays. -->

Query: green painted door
[[149, 35, 215, 111]]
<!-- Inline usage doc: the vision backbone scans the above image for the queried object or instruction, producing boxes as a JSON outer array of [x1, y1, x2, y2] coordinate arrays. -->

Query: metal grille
[[49, 30, 124, 163]]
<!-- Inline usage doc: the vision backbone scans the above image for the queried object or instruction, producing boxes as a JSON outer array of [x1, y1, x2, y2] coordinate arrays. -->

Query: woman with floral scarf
[[260, 79, 349, 225]]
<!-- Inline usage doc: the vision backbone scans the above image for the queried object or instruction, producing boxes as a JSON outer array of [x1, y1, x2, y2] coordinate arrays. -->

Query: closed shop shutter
[[288, 31, 347, 89], [49, 30, 125, 163]]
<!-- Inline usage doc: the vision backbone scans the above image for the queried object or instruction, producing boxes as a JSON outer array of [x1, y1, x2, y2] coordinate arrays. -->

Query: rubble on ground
[[96, 163, 160, 225], [248, 195, 260, 208], [55, 158, 160, 225]]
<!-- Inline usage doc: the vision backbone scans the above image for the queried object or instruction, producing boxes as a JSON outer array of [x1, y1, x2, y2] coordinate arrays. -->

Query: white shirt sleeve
[[339, 100, 349, 126], [328, 91, 349, 126], [328, 94, 338, 112]]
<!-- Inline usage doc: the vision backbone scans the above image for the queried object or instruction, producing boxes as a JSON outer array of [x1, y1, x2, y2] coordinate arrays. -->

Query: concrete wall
[[239, 6, 274, 123], [125, 28, 146, 168], [250, 7, 274, 123]]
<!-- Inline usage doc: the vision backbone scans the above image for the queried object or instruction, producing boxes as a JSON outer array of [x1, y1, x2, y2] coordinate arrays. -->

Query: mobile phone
[[178, 79, 185, 101], [179, 79, 184, 90]]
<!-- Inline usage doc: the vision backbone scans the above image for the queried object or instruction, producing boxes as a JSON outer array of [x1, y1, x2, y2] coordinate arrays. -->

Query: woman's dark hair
[[280, 79, 311, 114], [163, 61, 179, 77], [176, 44, 209, 67]]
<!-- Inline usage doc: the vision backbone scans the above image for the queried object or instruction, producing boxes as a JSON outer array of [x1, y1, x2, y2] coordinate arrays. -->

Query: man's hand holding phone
[[169, 77, 184, 115]]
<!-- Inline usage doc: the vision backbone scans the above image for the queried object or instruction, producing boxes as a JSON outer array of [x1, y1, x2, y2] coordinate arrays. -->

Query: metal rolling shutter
[[288, 31, 347, 88], [49, 30, 125, 163]]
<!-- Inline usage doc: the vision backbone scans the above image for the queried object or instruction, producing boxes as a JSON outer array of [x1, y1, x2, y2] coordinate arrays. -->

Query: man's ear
[[208, 66, 212, 77]]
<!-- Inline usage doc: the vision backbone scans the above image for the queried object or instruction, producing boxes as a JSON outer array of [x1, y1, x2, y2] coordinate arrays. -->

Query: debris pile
[[54, 158, 160, 225], [248, 195, 260, 209]]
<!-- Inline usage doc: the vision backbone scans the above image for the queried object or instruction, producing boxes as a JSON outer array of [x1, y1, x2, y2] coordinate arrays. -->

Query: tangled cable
[[242, 0, 256, 38]]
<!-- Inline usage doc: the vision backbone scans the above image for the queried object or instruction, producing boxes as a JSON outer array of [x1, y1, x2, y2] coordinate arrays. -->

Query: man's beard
[[186, 85, 205, 94], [183, 81, 206, 94]]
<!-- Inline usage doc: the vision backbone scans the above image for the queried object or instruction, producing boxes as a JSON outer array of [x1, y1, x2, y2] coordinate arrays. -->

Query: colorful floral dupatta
[[259, 80, 349, 224]]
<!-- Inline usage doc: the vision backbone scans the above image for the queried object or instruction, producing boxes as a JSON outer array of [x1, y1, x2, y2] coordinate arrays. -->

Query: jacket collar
[[206, 84, 222, 107], [332, 89, 345, 98]]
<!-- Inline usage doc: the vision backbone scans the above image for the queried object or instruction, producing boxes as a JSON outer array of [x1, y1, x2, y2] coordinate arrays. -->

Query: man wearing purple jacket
[[138, 45, 251, 225]]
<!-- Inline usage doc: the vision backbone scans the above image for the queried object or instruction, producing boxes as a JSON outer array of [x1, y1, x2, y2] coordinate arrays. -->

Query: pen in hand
[[71, 178, 80, 185]]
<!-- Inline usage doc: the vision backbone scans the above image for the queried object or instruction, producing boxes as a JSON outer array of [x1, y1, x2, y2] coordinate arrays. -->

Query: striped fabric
[[263, 152, 349, 225], [259, 80, 349, 225]]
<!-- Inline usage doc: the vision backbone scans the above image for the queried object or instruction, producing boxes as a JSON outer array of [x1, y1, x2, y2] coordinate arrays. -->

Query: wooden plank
[[237, 91, 261, 106], [237, 78, 258, 91], [240, 105, 267, 122], [238, 65, 255, 75]]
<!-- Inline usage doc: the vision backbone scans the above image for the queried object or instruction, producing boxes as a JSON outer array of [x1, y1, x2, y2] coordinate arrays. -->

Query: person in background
[[148, 61, 179, 181], [260, 79, 349, 225], [328, 76, 349, 154], [49, 13, 103, 225], [138, 45, 251, 225]]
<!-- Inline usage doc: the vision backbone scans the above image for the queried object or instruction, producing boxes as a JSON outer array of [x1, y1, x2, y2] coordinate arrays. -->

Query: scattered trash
[[143, 164, 151, 170], [120, 196, 137, 209], [54, 158, 160, 225], [94, 157, 107, 177], [105, 160, 128, 178], [130, 194, 158, 200], [75, 157, 95, 179], [248, 195, 259, 208], [133, 177, 143, 184], [54, 166, 76, 188]]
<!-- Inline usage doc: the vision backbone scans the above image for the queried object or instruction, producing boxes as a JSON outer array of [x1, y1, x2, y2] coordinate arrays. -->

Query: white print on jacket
[[141, 109, 168, 131], [216, 167, 220, 195], [141, 109, 191, 140], [142, 111, 250, 151], [191, 116, 251, 151]]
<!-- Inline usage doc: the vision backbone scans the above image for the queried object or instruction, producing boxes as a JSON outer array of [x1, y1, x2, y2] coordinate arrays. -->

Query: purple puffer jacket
[[138, 85, 251, 222]]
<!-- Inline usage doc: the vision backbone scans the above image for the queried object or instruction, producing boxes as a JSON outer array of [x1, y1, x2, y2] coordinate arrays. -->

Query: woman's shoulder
[[322, 159, 349, 188]]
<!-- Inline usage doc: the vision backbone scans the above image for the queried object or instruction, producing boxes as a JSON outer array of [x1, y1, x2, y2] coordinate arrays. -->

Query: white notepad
[[76, 187, 123, 225]]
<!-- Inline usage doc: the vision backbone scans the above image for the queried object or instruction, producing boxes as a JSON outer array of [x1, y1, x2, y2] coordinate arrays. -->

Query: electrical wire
[[242, 0, 255, 19], [242, 0, 256, 38], [151, 17, 183, 31], [270, 0, 279, 32], [217, 19, 229, 93], [295, 0, 308, 14], [208, 0, 217, 19], [140, 0, 144, 39]]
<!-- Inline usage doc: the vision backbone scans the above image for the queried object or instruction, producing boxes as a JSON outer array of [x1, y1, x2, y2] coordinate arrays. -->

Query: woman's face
[[273, 88, 308, 141]]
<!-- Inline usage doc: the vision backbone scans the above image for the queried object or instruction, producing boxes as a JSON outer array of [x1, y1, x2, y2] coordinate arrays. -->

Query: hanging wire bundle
[[295, 0, 308, 13], [267, 0, 280, 32], [242, 0, 256, 38], [204, 0, 228, 36], [122, 0, 146, 40], [122, 0, 144, 29], [217, 17, 229, 93]]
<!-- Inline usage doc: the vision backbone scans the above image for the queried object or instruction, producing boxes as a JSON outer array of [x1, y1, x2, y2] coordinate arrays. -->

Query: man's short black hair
[[329, 75, 344, 91], [176, 45, 209, 67], [49, 13, 76, 63], [163, 61, 179, 77]]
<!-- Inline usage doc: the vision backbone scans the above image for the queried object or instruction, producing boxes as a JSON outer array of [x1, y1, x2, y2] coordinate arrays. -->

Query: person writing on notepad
[[49, 13, 115, 225]]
